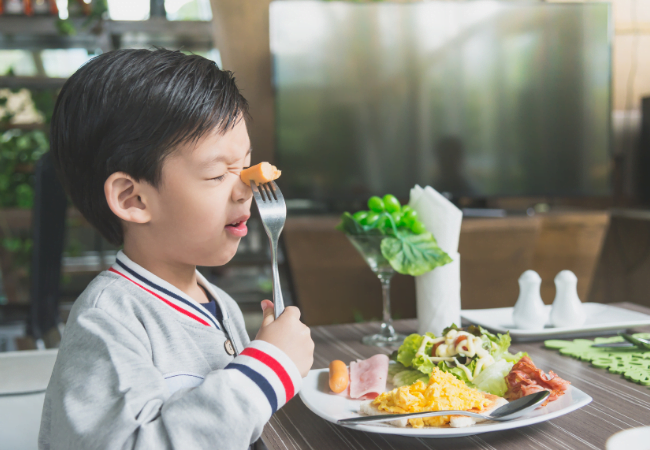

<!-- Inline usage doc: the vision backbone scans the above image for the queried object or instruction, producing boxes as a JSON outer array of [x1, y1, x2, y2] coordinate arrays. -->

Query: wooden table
[[262, 303, 650, 450]]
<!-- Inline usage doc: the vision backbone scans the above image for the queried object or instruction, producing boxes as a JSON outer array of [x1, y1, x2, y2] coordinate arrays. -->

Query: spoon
[[337, 390, 550, 425], [591, 334, 650, 350], [621, 333, 650, 350]]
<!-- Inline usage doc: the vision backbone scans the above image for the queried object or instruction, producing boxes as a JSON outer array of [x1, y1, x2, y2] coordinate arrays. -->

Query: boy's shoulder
[[66, 270, 154, 325], [73, 270, 128, 309]]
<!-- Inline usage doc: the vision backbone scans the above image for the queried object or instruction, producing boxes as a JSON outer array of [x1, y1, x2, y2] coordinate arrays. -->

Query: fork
[[251, 180, 287, 319]]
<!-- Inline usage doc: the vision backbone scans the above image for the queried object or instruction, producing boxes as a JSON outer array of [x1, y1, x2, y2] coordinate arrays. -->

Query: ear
[[104, 172, 152, 224]]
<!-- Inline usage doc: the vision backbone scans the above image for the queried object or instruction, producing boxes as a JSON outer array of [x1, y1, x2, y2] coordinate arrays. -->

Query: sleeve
[[39, 308, 302, 450]]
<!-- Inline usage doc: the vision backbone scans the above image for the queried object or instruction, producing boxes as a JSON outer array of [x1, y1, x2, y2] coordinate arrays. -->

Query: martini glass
[[346, 234, 408, 347]]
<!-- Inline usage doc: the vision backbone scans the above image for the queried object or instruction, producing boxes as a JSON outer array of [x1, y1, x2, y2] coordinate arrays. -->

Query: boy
[[39, 48, 314, 449]]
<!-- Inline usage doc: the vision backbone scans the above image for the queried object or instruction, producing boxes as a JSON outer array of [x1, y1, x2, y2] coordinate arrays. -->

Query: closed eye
[[209, 174, 227, 182], [230, 166, 250, 176]]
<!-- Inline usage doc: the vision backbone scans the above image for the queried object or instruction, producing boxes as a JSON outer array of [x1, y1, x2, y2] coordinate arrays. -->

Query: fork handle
[[270, 238, 285, 319]]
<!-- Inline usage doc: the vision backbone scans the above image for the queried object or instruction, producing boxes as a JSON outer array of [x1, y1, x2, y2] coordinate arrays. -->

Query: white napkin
[[409, 185, 463, 254], [415, 252, 461, 336], [409, 185, 463, 335]]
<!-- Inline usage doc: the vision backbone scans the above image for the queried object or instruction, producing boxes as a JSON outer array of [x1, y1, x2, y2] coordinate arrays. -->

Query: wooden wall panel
[[532, 212, 610, 304], [458, 217, 541, 310]]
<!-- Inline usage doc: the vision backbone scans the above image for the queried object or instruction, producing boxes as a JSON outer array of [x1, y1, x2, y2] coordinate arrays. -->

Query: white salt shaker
[[512, 270, 548, 330], [550, 270, 586, 327]]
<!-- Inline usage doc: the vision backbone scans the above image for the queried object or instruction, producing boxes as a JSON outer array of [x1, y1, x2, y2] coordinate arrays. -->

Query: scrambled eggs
[[372, 367, 490, 428]]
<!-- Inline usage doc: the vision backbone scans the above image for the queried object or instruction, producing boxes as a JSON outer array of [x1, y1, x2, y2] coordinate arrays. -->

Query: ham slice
[[349, 354, 389, 399], [505, 356, 570, 406]]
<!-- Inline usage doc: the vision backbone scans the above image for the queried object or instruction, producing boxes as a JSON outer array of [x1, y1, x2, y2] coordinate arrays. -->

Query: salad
[[336, 194, 452, 276], [389, 325, 527, 397]]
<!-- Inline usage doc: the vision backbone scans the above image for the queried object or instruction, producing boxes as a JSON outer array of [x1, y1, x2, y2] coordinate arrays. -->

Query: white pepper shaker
[[512, 270, 548, 330], [550, 270, 586, 327]]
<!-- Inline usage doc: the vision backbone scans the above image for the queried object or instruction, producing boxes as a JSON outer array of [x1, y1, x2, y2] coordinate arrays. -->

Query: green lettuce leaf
[[394, 369, 429, 387], [471, 359, 513, 396], [502, 351, 527, 364], [437, 360, 477, 386], [412, 352, 437, 375], [473, 326, 513, 360], [396, 332, 437, 373], [388, 361, 406, 379], [380, 233, 453, 276], [396, 334, 424, 368], [489, 333, 512, 359], [389, 361, 430, 387], [476, 327, 526, 364]]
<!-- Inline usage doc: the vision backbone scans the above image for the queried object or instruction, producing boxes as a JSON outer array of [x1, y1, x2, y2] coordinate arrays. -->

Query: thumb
[[260, 300, 275, 327]]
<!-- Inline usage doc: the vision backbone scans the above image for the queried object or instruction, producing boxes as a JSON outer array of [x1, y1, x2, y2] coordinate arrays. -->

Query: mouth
[[225, 214, 250, 237]]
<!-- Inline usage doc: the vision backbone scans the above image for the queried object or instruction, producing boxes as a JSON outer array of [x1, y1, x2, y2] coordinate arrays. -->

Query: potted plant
[[0, 87, 53, 304]]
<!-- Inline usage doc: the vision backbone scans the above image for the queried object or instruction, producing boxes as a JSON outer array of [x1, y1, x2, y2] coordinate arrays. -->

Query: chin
[[200, 241, 240, 267]]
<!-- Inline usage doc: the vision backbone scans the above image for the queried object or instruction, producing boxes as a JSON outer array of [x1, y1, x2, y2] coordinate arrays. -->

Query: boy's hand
[[255, 300, 314, 377]]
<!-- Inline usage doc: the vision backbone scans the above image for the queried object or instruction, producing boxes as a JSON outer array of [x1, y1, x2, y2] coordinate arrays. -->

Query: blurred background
[[0, 0, 649, 352]]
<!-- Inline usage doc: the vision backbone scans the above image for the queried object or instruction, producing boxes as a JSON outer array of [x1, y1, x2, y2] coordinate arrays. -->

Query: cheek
[[164, 184, 230, 229]]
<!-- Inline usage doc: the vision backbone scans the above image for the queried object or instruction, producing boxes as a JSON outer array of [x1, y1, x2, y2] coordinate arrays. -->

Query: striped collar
[[109, 251, 228, 331]]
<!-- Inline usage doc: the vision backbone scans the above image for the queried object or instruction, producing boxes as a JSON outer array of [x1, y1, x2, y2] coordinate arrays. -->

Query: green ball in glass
[[401, 209, 418, 227], [353, 211, 369, 223], [411, 221, 427, 234], [368, 196, 385, 212], [383, 194, 401, 213], [363, 212, 381, 226]]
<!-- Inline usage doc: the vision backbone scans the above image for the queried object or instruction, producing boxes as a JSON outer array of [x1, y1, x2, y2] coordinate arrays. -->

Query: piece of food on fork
[[240, 162, 281, 186]]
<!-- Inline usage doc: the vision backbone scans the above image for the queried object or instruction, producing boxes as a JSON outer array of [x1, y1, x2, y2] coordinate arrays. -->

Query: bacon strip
[[505, 356, 570, 405]]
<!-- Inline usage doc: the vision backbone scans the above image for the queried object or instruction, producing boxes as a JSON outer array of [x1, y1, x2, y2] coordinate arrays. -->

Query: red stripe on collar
[[109, 267, 211, 327]]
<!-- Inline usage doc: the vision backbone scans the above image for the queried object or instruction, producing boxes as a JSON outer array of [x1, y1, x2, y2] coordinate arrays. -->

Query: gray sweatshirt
[[39, 251, 302, 450]]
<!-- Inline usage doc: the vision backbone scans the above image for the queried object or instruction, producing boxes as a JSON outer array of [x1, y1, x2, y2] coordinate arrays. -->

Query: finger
[[278, 306, 301, 321], [260, 300, 275, 327]]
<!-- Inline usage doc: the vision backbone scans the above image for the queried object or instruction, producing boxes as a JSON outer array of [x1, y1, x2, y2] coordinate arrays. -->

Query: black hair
[[50, 48, 249, 246]]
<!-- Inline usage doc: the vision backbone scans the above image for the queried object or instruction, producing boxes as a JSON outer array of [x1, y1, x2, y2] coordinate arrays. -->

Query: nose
[[232, 174, 253, 204]]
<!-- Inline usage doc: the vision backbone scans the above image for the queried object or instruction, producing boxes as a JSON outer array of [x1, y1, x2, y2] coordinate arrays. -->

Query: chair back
[[28, 152, 67, 346]]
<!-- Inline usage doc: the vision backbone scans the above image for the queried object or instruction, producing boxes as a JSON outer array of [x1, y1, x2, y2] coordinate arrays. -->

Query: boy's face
[[146, 119, 253, 267]]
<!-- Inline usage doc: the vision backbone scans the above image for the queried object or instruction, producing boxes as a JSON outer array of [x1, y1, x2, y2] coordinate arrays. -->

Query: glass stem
[[378, 272, 396, 338]]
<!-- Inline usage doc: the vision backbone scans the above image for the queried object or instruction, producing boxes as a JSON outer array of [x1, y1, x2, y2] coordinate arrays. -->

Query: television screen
[[270, 1, 612, 206]]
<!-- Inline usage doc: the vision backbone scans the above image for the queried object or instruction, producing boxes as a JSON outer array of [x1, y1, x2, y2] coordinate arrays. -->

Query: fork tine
[[262, 183, 277, 202], [250, 182, 265, 203], [256, 183, 266, 201], [269, 181, 284, 203], [260, 183, 273, 202], [258, 182, 268, 202], [260, 183, 271, 202]]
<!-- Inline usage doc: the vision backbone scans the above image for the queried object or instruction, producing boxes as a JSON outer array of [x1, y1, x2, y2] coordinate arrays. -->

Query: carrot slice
[[240, 162, 282, 187]]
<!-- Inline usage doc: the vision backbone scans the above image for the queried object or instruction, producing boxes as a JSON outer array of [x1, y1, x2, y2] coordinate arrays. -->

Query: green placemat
[[544, 334, 650, 386]]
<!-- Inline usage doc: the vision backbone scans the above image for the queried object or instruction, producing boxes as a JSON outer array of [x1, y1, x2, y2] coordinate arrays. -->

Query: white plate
[[461, 303, 650, 341], [606, 427, 650, 450], [299, 368, 592, 438]]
